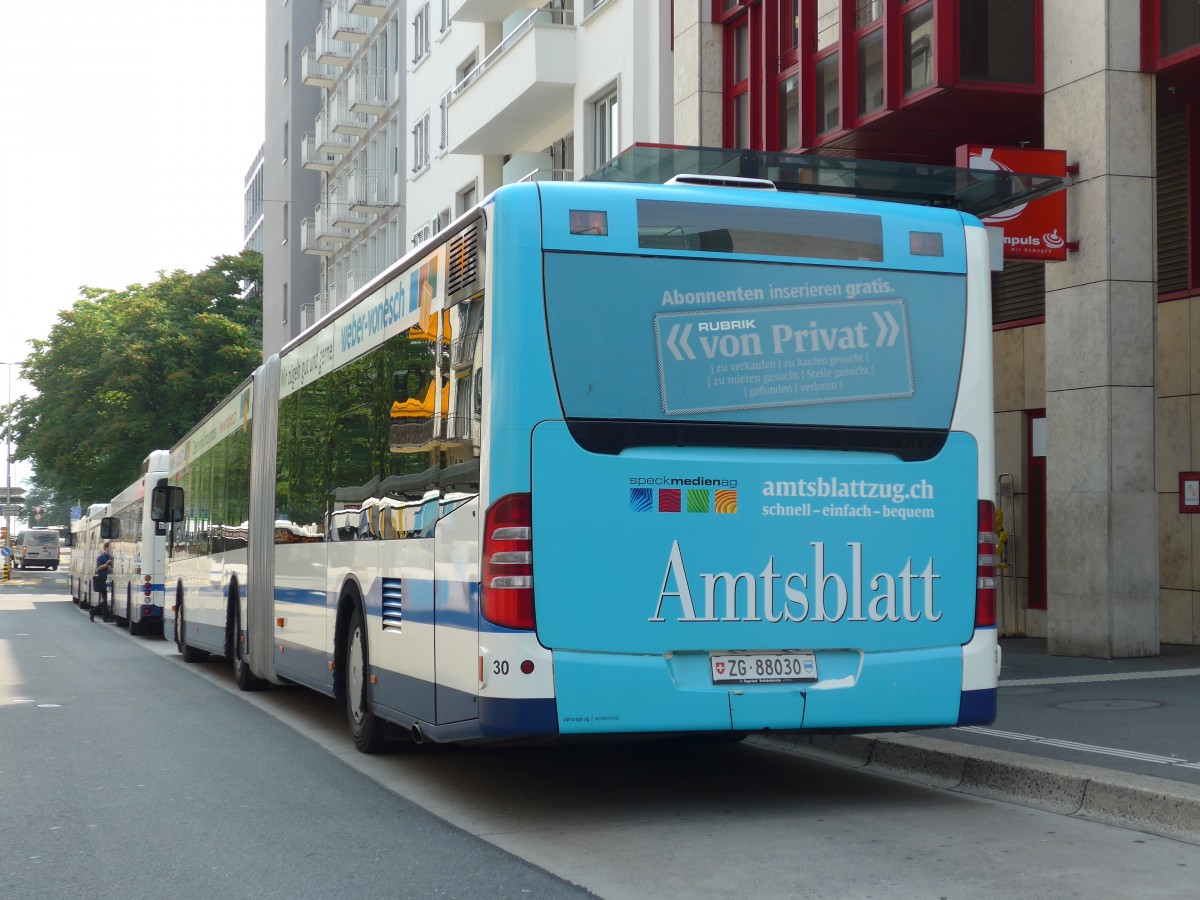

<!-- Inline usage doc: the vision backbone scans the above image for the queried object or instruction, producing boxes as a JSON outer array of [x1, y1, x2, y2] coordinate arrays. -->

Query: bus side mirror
[[100, 516, 118, 540], [151, 485, 185, 523]]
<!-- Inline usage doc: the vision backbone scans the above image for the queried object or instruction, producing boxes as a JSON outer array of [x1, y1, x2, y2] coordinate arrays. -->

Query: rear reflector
[[481, 493, 535, 630], [976, 500, 997, 628]]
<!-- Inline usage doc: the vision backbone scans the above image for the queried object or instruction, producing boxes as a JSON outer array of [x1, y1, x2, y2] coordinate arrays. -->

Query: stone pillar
[[672, 0, 722, 146], [1043, 1, 1159, 657]]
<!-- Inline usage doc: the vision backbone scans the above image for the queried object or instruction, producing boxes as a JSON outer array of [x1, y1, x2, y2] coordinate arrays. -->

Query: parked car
[[13, 529, 61, 570]]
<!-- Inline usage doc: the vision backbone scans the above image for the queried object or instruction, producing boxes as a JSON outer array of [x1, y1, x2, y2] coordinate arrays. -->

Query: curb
[[752, 731, 1200, 846]]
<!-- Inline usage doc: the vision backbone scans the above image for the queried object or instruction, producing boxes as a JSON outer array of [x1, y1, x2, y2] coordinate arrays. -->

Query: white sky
[[0, 1, 265, 492]]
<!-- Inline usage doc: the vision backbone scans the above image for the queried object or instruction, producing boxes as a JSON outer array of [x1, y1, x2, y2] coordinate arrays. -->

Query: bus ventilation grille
[[447, 223, 480, 301], [382, 578, 403, 632]]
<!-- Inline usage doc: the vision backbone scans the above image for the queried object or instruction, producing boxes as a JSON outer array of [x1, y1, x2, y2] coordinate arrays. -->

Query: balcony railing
[[448, 2, 574, 102], [445, 0, 576, 155], [348, 65, 389, 116], [332, 89, 371, 136], [302, 46, 338, 88], [315, 202, 353, 243], [301, 132, 339, 172], [332, 0, 373, 43], [316, 111, 354, 155], [301, 218, 338, 256], [347, 168, 393, 213], [517, 168, 574, 182], [316, 21, 354, 67]]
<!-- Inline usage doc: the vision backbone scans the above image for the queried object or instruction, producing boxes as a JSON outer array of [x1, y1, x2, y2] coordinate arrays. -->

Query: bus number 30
[[493, 660, 510, 675]]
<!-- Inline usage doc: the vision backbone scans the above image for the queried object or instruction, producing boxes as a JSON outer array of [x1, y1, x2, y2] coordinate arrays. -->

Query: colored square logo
[[686, 489, 710, 513], [658, 489, 681, 512], [714, 490, 738, 514], [630, 488, 652, 512]]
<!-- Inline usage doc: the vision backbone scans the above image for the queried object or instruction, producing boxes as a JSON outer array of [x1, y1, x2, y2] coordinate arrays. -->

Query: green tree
[[6, 251, 262, 506]]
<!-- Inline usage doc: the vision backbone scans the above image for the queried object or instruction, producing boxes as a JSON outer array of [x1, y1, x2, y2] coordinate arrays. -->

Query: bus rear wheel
[[346, 605, 385, 754], [230, 599, 266, 691], [178, 594, 209, 663]]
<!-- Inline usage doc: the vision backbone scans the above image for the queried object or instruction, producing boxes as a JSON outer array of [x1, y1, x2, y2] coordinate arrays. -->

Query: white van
[[14, 529, 60, 570]]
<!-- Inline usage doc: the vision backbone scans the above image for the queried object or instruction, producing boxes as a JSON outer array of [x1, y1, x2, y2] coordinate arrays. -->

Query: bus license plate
[[710, 652, 818, 684]]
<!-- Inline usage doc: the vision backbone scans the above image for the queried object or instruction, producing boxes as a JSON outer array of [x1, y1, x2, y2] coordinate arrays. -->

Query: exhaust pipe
[[411, 724, 425, 744]]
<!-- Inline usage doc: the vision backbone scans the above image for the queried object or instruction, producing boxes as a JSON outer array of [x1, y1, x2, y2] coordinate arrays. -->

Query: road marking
[[1001, 668, 1200, 687], [955, 725, 1200, 768]]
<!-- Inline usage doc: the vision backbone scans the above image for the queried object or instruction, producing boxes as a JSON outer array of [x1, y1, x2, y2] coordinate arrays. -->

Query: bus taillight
[[482, 493, 535, 630], [976, 500, 997, 628]]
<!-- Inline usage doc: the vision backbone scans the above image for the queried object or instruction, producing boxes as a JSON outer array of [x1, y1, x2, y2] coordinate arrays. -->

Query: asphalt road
[[5, 572, 1200, 899]]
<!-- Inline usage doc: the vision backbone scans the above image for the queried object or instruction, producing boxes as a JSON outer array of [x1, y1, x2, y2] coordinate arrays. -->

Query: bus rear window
[[637, 200, 884, 262]]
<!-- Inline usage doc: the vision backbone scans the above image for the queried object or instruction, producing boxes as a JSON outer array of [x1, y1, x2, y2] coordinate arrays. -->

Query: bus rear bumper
[[552, 640, 995, 735]]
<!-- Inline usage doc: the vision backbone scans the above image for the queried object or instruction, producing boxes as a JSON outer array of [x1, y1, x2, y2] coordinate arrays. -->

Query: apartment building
[[243, 146, 265, 255], [264, 0, 324, 358], [266, 0, 673, 359]]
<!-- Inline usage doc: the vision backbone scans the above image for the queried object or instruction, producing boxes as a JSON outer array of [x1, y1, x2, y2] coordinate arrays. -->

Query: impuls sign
[[956, 145, 1068, 263]]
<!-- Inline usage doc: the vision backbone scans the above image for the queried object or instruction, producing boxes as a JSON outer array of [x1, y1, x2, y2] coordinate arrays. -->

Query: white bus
[[69, 515, 89, 603], [71, 503, 109, 610], [156, 177, 1000, 751], [100, 451, 170, 635]]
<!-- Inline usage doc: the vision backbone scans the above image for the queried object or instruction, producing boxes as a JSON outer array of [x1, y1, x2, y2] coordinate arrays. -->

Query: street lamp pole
[[2, 362, 12, 548]]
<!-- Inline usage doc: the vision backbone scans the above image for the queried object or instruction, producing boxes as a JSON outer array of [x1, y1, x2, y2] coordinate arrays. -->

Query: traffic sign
[[2, 505, 22, 517], [0, 488, 26, 503]]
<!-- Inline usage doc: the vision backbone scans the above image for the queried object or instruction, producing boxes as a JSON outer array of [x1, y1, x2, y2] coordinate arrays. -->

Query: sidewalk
[[760, 638, 1200, 845]]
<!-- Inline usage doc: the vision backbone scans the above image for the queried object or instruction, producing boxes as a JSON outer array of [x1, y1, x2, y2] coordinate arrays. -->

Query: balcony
[[314, 202, 353, 243], [450, 0, 526, 23], [446, 4, 576, 156], [348, 65, 389, 116], [331, 0, 372, 43], [347, 168, 393, 214], [316, 21, 354, 67], [301, 132, 339, 172], [302, 46, 338, 88], [331, 201, 369, 231], [316, 111, 354, 155], [301, 302, 318, 331], [349, 0, 389, 17], [301, 219, 338, 257], [332, 89, 371, 136]]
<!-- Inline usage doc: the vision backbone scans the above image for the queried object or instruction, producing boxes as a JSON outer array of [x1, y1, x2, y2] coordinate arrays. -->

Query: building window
[[283, 40, 289, 83], [440, 0, 451, 34], [412, 114, 430, 174], [1161, 0, 1200, 60], [456, 181, 478, 215], [283, 121, 289, 164], [282, 282, 289, 325], [282, 202, 289, 243], [777, 72, 799, 150], [413, 3, 430, 65], [816, 0, 839, 50], [730, 22, 751, 147], [903, 2, 935, 96], [591, 88, 619, 172], [856, 28, 884, 116], [815, 52, 840, 134], [959, 0, 1036, 84]]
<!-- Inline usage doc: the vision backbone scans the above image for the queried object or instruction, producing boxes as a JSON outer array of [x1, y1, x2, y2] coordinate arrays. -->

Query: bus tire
[[229, 594, 266, 691], [178, 593, 209, 663], [346, 604, 385, 754]]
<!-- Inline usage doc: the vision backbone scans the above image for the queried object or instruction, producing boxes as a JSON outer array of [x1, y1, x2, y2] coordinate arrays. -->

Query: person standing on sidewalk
[[90, 541, 114, 622]]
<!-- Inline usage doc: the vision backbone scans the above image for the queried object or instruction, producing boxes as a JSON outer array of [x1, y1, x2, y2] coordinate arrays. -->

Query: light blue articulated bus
[[155, 174, 999, 751]]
